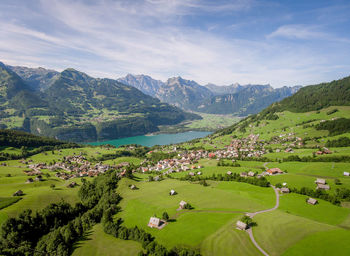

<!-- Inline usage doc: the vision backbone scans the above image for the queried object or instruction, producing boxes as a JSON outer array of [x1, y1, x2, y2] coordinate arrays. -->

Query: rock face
[[118, 73, 301, 114], [117, 74, 164, 97], [7, 65, 59, 91]]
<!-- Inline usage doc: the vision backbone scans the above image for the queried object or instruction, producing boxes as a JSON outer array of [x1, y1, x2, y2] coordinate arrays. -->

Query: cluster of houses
[[239, 168, 284, 179], [315, 148, 332, 155], [23, 154, 114, 180]]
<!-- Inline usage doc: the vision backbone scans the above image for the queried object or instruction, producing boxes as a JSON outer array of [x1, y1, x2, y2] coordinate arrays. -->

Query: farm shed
[[236, 221, 247, 230], [148, 217, 161, 228], [307, 198, 318, 205], [179, 200, 187, 209]]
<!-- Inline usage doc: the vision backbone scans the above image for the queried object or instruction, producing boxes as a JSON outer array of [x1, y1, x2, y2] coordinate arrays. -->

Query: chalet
[[182, 166, 190, 171], [307, 198, 318, 205], [197, 171, 202, 175], [13, 190, 23, 196], [170, 189, 176, 195], [248, 171, 255, 177], [315, 178, 326, 185], [267, 168, 283, 175], [236, 220, 247, 230], [240, 172, 247, 177], [130, 185, 137, 190], [148, 217, 161, 228], [67, 182, 77, 188], [35, 175, 43, 181], [227, 171, 232, 175], [285, 148, 294, 153], [280, 187, 290, 193], [344, 172, 350, 176], [26, 178, 34, 183], [179, 200, 187, 209], [317, 184, 330, 190]]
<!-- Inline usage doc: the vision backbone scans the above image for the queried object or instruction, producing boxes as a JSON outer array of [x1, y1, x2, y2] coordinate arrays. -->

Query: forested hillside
[[266, 76, 350, 113], [0, 62, 200, 142]]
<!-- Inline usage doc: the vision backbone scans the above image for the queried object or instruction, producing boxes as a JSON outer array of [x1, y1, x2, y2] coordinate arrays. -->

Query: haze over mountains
[[118, 74, 301, 115]]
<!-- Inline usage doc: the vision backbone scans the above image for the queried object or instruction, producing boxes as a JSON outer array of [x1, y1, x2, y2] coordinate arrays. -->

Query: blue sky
[[0, 0, 350, 87]]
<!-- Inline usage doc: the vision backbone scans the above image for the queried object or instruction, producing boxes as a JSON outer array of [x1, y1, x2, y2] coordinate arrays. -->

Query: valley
[[1, 73, 350, 255]]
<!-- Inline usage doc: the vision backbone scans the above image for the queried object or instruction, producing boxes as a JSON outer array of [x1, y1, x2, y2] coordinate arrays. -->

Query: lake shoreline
[[88, 131, 211, 147]]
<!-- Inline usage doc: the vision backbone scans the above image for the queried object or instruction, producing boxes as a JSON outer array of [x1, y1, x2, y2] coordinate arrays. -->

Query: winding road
[[245, 185, 280, 256]]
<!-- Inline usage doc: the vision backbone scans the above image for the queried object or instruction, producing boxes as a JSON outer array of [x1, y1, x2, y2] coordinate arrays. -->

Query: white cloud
[[268, 24, 327, 40], [0, 0, 349, 87]]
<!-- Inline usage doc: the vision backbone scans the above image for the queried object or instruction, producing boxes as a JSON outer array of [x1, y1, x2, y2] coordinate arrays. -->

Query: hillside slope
[[0, 63, 199, 142], [265, 76, 350, 113]]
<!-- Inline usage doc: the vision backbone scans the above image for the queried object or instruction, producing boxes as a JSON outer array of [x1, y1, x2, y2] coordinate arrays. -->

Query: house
[[267, 168, 283, 175], [13, 190, 23, 196], [227, 171, 232, 175], [26, 178, 34, 183], [317, 184, 330, 190], [197, 171, 202, 175], [67, 182, 77, 188], [315, 178, 326, 185], [148, 217, 161, 228], [240, 172, 247, 177], [236, 220, 247, 230], [282, 182, 287, 186], [35, 175, 43, 181], [248, 171, 255, 177], [344, 172, 350, 176], [307, 198, 318, 205], [189, 172, 195, 176], [280, 187, 290, 193], [170, 189, 176, 195], [154, 176, 160, 181], [130, 185, 137, 190], [179, 200, 187, 209]]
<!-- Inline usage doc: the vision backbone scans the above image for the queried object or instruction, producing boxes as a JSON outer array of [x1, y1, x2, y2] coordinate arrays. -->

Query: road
[[263, 162, 269, 170], [245, 186, 280, 256]]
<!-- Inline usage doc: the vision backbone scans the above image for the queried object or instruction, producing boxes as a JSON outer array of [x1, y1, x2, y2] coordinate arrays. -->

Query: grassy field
[[253, 210, 335, 256], [283, 229, 350, 256], [116, 178, 275, 251], [72, 224, 142, 256], [1, 115, 350, 256]]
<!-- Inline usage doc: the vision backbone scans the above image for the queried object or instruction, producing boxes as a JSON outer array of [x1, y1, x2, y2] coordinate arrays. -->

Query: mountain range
[[1, 61, 302, 141], [118, 74, 301, 115], [0, 62, 199, 142]]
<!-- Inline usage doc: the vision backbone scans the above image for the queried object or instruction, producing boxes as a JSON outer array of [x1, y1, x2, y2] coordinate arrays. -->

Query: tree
[[162, 212, 169, 221], [50, 184, 56, 190], [240, 215, 257, 227]]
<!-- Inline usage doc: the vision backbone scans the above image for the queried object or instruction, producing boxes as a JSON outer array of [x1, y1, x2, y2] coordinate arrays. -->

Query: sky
[[0, 0, 350, 87]]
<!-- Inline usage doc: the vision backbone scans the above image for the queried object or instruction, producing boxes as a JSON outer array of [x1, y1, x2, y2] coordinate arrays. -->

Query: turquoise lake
[[89, 131, 211, 147]]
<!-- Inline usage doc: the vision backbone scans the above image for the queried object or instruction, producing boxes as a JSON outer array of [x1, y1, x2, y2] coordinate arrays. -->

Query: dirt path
[[263, 162, 269, 170], [245, 186, 279, 256], [246, 228, 269, 256]]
